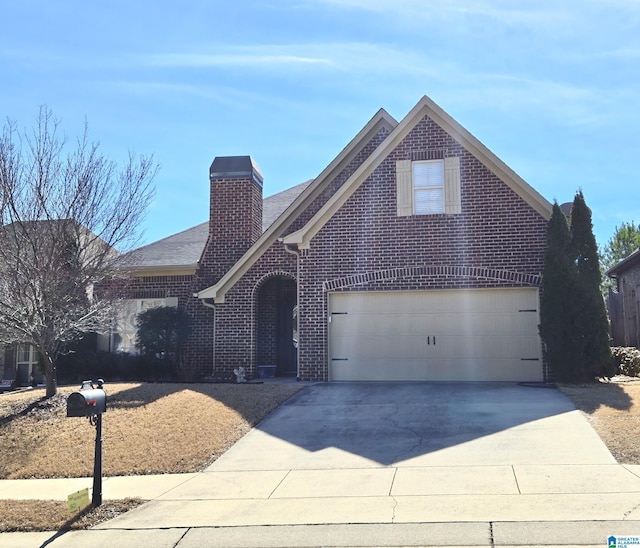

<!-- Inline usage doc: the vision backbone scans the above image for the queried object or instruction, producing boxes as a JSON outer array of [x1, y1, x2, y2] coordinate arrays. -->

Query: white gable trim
[[284, 96, 552, 249]]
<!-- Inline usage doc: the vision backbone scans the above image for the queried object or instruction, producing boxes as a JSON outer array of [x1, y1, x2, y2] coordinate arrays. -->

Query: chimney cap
[[209, 155, 263, 186]]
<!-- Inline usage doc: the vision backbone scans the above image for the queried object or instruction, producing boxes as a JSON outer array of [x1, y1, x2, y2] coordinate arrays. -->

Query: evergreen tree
[[569, 191, 614, 380], [539, 203, 580, 381]]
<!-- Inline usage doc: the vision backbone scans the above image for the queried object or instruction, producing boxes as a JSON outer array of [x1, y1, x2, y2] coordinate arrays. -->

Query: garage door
[[328, 288, 542, 382]]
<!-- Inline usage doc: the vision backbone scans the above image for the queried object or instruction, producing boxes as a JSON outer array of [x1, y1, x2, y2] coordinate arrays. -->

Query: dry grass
[[0, 381, 302, 532], [0, 382, 303, 479], [0, 499, 143, 532], [559, 379, 640, 464]]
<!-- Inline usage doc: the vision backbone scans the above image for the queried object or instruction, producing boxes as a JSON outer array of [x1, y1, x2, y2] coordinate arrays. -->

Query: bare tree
[[0, 107, 157, 397]]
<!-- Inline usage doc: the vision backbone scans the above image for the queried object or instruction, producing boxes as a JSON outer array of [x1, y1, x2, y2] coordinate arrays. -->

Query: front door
[[256, 276, 298, 377]]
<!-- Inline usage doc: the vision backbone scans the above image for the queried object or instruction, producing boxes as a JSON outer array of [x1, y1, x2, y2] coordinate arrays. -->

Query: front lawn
[[0, 382, 303, 479]]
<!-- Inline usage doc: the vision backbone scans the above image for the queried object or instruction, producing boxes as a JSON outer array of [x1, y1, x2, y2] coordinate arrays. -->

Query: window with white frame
[[16, 344, 39, 384], [396, 157, 461, 217], [111, 297, 178, 353], [412, 160, 444, 214]]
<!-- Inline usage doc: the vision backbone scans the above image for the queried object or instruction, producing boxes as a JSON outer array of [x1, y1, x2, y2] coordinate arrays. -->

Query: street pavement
[[1, 382, 640, 547]]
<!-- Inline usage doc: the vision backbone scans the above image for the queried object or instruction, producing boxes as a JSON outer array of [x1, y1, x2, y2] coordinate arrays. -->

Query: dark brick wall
[[205, 245, 297, 378], [201, 176, 263, 285], [181, 128, 394, 380], [293, 115, 548, 381]]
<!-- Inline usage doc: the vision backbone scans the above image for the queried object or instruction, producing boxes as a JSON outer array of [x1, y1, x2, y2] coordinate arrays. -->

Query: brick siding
[[293, 115, 547, 381]]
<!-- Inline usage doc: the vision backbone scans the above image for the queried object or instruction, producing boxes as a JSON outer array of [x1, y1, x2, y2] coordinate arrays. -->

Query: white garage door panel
[[329, 288, 542, 382], [331, 335, 538, 361], [335, 358, 533, 382]]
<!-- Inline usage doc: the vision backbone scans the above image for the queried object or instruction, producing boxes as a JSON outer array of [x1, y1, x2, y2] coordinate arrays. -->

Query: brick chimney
[[200, 156, 263, 283]]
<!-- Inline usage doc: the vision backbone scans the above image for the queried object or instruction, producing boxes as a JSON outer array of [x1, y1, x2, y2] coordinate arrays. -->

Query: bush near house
[[56, 351, 175, 384], [611, 346, 640, 377], [135, 306, 190, 362]]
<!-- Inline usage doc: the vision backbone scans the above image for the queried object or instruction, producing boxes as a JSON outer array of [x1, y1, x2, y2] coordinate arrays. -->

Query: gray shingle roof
[[127, 180, 312, 270]]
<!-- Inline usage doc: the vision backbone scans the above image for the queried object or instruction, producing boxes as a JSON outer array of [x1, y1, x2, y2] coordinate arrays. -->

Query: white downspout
[[282, 241, 301, 380]]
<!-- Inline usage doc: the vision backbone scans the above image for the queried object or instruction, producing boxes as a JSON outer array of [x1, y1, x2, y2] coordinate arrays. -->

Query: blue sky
[[1, 0, 639, 250]]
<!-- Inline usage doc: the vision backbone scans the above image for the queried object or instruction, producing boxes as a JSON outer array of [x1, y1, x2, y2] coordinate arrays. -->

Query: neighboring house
[[607, 247, 640, 347], [121, 96, 553, 383]]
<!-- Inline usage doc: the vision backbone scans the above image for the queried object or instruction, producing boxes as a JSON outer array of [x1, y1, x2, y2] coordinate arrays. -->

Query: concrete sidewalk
[[4, 521, 640, 548], [2, 383, 640, 546]]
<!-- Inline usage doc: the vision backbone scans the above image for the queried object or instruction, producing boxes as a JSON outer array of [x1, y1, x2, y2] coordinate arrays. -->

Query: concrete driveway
[[91, 381, 640, 536], [212, 381, 615, 470]]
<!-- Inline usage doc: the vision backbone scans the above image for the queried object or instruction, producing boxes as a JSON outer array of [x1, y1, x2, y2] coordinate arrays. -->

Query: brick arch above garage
[[323, 265, 542, 292]]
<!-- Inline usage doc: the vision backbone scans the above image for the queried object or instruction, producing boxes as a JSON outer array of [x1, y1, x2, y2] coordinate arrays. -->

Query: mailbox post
[[67, 379, 106, 506]]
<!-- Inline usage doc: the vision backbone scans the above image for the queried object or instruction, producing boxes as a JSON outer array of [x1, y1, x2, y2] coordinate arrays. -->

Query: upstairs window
[[396, 157, 461, 216], [413, 160, 444, 214]]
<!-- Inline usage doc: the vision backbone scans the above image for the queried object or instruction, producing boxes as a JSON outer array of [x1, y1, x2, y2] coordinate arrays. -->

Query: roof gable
[[198, 95, 552, 303], [283, 95, 552, 249]]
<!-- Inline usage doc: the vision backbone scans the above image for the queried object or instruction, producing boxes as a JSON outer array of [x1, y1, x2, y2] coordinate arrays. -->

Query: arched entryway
[[255, 275, 297, 377]]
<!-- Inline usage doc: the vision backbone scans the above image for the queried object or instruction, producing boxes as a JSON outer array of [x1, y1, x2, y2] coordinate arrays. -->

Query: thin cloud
[[442, 72, 614, 128], [105, 79, 321, 114], [141, 42, 446, 78], [128, 42, 621, 131], [145, 51, 332, 68], [110, 81, 212, 95], [308, 0, 571, 26]]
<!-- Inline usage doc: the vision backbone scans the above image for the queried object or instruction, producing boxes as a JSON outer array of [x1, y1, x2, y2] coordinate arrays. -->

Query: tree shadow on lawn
[[0, 381, 302, 479], [104, 381, 300, 418], [0, 396, 50, 427], [0, 380, 302, 429], [559, 381, 634, 414]]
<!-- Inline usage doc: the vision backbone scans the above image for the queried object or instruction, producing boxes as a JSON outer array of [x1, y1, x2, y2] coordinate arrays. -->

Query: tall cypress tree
[[539, 202, 580, 381], [569, 191, 614, 379]]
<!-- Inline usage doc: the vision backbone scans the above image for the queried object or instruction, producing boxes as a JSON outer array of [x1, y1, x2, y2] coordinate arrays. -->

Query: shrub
[[136, 306, 191, 375], [611, 347, 640, 377], [57, 351, 175, 384], [136, 306, 190, 365]]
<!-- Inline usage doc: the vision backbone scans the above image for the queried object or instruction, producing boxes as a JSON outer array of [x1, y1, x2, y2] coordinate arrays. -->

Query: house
[[607, 247, 640, 347], [119, 95, 553, 383]]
